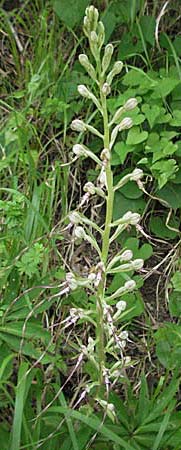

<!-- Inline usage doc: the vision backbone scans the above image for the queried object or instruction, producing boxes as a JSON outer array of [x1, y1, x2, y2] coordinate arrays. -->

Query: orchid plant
[[60, 5, 144, 409]]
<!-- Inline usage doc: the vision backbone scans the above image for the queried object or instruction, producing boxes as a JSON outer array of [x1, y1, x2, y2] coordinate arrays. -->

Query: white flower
[[71, 119, 86, 132], [116, 300, 127, 312], [102, 82, 111, 96], [124, 98, 138, 111], [132, 259, 144, 270], [69, 212, 80, 224], [83, 182, 96, 195], [78, 85, 90, 98], [130, 168, 143, 181], [73, 144, 85, 156], [124, 280, 136, 290], [120, 250, 133, 261], [119, 117, 133, 130], [74, 226, 86, 239]]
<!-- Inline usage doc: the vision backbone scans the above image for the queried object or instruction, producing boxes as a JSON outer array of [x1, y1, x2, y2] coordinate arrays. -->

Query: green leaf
[[119, 181, 143, 199], [53, 0, 89, 28], [151, 78, 180, 99], [155, 323, 181, 369], [141, 104, 160, 128], [140, 16, 156, 46], [113, 192, 146, 220], [48, 407, 135, 450], [169, 110, 181, 126], [151, 159, 178, 188], [10, 362, 29, 450], [126, 126, 148, 145], [168, 291, 181, 317], [156, 183, 181, 209], [114, 142, 135, 164], [149, 215, 179, 239], [171, 271, 181, 291]]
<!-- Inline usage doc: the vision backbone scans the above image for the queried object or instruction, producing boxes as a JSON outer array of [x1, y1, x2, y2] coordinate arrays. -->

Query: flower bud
[[119, 117, 133, 131], [124, 97, 138, 111], [83, 182, 96, 195], [110, 106, 124, 124], [124, 280, 136, 291], [78, 84, 90, 98], [119, 330, 128, 340], [74, 226, 86, 240], [69, 212, 80, 224], [71, 119, 86, 132], [97, 21, 105, 49], [90, 30, 98, 43], [101, 82, 111, 96], [102, 44, 114, 74], [73, 144, 85, 157], [79, 54, 97, 81], [122, 211, 140, 225], [120, 250, 133, 261], [132, 259, 144, 270], [116, 300, 127, 311], [130, 168, 143, 181], [107, 61, 123, 85], [66, 273, 78, 290]]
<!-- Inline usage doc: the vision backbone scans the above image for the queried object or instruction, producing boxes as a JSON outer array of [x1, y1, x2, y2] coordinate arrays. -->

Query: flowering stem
[[96, 76, 114, 387]]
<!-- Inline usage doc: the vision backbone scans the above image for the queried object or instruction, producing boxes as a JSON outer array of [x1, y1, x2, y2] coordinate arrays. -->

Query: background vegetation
[[0, 0, 181, 449]]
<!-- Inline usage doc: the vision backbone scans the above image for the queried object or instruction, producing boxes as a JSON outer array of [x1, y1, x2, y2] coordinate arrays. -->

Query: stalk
[[95, 79, 114, 386]]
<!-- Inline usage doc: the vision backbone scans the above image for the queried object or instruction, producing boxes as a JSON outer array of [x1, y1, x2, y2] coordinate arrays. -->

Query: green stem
[[96, 77, 114, 387]]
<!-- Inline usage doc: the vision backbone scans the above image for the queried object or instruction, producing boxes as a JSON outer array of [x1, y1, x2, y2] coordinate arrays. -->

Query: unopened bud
[[90, 30, 98, 43], [124, 97, 138, 111], [69, 212, 80, 224], [83, 182, 96, 195], [119, 117, 133, 130], [97, 21, 105, 49], [132, 259, 144, 270], [122, 211, 140, 225], [107, 61, 123, 85], [71, 119, 86, 132], [73, 144, 85, 157], [120, 250, 133, 261], [124, 280, 136, 290], [119, 330, 128, 340], [66, 273, 78, 290], [130, 168, 143, 181], [102, 82, 111, 96], [116, 300, 127, 312], [78, 84, 90, 98], [74, 226, 86, 240], [102, 44, 114, 74], [79, 54, 97, 81]]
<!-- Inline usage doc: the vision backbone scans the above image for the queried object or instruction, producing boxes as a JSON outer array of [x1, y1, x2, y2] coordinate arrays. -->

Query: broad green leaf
[[114, 142, 135, 164], [171, 271, 181, 291], [119, 181, 143, 199], [151, 78, 180, 99], [149, 215, 179, 239], [140, 15, 156, 46], [168, 291, 181, 317], [53, 0, 89, 28], [169, 110, 181, 126], [113, 192, 146, 220], [142, 104, 160, 128], [156, 183, 181, 208], [155, 323, 181, 369], [126, 127, 148, 145], [151, 159, 178, 188]]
